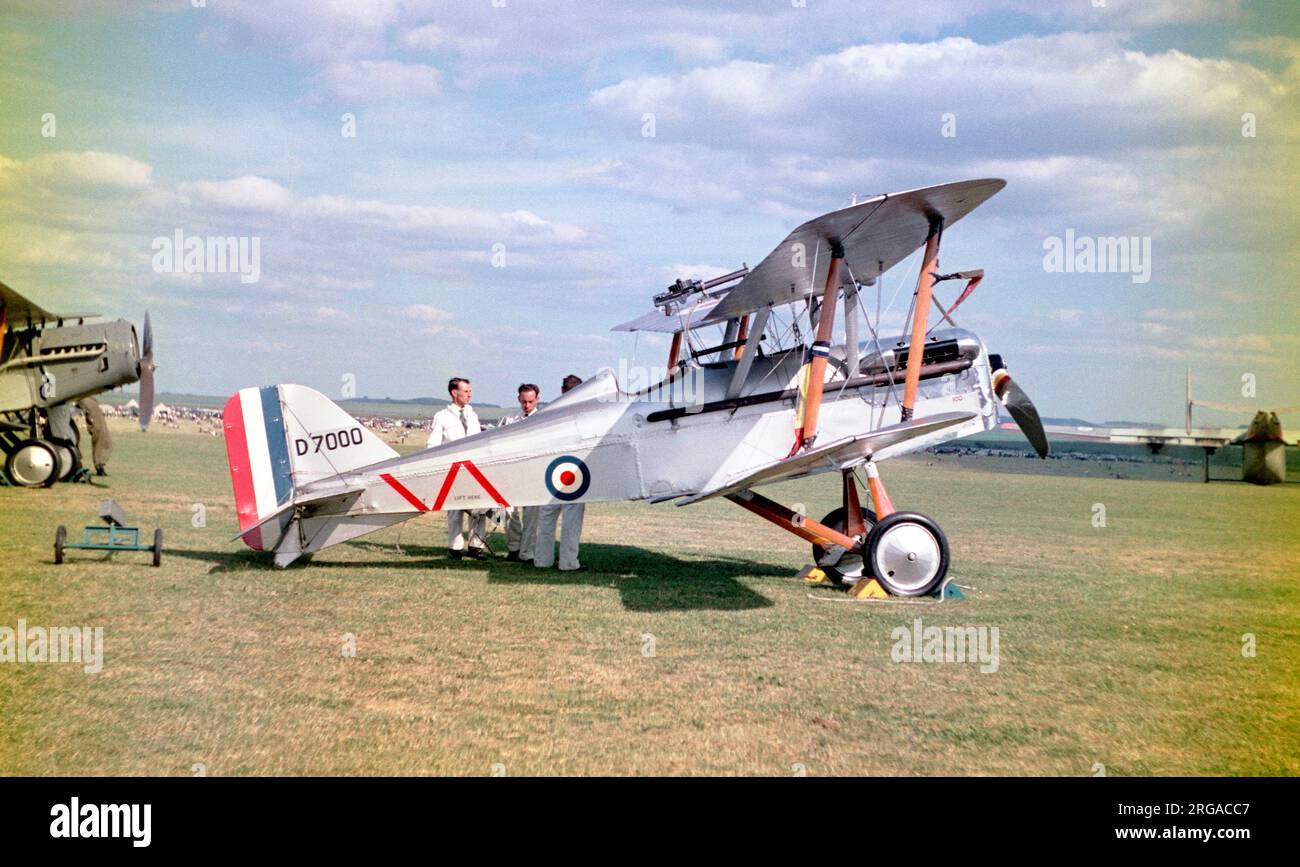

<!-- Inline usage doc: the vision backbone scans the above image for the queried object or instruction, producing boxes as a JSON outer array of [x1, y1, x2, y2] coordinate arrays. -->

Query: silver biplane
[[223, 178, 1048, 595]]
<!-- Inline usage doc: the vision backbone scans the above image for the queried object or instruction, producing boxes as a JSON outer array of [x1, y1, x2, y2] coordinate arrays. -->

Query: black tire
[[810, 506, 877, 584], [866, 511, 949, 597], [4, 439, 59, 487], [152, 529, 163, 567], [54, 525, 66, 565]]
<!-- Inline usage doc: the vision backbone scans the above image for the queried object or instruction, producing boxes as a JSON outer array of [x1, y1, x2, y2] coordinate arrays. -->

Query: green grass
[[1, 421, 1297, 776]]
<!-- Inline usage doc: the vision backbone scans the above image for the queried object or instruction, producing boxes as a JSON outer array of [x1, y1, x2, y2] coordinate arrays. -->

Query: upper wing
[[706, 179, 1005, 322], [0, 279, 95, 322], [612, 295, 724, 333], [676, 411, 977, 505], [1, 279, 54, 321]]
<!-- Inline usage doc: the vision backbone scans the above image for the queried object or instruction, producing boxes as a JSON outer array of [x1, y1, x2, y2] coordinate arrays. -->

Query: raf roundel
[[544, 455, 591, 501]]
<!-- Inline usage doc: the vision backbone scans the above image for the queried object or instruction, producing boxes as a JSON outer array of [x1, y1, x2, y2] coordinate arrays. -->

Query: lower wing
[[675, 411, 976, 505]]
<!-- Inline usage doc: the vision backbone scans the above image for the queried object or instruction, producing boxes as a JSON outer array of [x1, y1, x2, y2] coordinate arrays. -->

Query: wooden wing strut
[[900, 219, 943, 421]]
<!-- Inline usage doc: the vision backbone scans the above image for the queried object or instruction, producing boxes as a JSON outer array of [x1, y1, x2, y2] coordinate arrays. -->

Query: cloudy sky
[[1, 0, 1296, 422]]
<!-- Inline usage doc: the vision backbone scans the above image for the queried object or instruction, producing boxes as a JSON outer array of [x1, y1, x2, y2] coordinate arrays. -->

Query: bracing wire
[[849, 249, 921, 428]]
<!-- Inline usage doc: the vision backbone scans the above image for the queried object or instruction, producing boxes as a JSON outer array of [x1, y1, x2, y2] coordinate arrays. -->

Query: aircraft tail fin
[[222, 384, 397, 550]]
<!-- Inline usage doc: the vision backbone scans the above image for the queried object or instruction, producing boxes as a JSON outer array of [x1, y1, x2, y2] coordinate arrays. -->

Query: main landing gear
[[726, 461, 950, 597], [1, 412, 83, 488]]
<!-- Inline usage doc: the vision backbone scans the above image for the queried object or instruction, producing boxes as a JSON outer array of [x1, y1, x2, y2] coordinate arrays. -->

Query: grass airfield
[[1, 419, 1297, 776]]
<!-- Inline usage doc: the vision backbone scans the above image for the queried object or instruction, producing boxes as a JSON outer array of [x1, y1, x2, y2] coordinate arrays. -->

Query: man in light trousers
[[534, 374, 587, 572], [497, 383, 541, 562], [428, 376, 487, 560]]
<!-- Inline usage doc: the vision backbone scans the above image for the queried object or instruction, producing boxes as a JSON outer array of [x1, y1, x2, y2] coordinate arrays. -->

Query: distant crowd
[[103, 401, 439, 443]]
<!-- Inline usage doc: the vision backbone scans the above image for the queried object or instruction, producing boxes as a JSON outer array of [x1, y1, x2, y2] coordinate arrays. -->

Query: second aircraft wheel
[[810, 506, 877, 585], [52, 441, 82, 481]]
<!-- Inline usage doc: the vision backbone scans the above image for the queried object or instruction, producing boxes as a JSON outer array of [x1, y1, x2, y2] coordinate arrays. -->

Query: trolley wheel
[[54, 525, 66, 564], [5, 439, 59, 487], [810, 506, 877, 585], [865, 511, 949, 597], [152, 528, 163, 567]]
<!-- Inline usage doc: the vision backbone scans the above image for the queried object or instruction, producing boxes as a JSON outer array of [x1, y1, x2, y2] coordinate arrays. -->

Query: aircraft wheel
[[810, 506, 876, 585], [52, 441, 81, 481], [4, 439, 59, 487], [866, 512, 949, 597], [55, 525, 66, 564], [152, 529, 163, 567]]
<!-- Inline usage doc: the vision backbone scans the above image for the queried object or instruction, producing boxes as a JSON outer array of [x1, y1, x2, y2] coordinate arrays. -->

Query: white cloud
[[178, 175, 294, 213], [0, 148, 604, 331], [662, 263, 739, 283], [201, 0, 399, 62], [0, 150, 152, 192], [401, 22, 498, 56], [316, 59, 441, 102], [202, 1, 1247, 91], [588, 34, 1292, 157], [401, 23, 446, 51], [649, 32, 730, 64], [405, 304, 454, 323]]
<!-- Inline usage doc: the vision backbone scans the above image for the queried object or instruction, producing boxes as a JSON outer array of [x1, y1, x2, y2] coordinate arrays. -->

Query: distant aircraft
[[224, 179, 1048, 595], [1021, 369, 1296, 484], [0, 280, 155, 486]]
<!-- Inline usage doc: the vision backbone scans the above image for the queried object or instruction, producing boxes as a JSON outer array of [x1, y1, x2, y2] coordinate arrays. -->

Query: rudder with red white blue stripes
[[222, 386, 295, 550]]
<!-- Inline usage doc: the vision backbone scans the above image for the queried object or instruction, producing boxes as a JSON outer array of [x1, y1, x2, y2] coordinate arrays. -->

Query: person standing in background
[[497, 383, 541, 562], [534, 374, 587, 572], [75, 396, 112, 476], [428, 377, 486, 560]]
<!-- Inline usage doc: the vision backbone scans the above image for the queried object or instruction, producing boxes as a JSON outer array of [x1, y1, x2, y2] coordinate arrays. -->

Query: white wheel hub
[[11, 443, 56, 486], [873, 522, 942, 594]]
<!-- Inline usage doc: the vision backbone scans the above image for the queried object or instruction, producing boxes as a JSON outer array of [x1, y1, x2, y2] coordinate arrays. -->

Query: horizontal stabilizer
[[227, 486, 360, 544], [229, 499, 297, 546]]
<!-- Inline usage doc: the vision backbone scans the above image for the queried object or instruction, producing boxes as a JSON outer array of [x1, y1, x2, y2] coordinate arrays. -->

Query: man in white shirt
[[427, 376, 486, 560], [497, 383, 541, 562], [534, 374, 587, 571]]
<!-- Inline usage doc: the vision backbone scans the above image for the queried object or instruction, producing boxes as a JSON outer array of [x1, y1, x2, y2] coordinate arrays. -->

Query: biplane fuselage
[[225, 327, 997, 566], [366, 327, 995, 506]]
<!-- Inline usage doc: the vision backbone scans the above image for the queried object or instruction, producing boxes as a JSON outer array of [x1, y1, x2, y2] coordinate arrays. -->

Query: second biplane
[[1, 280, 156, 486], [224, 178, 1048, 595]]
